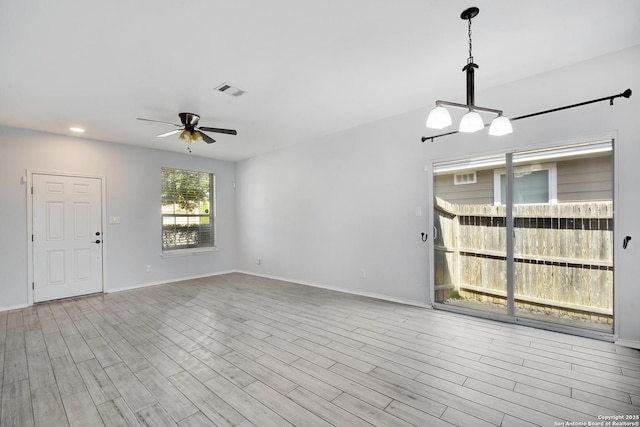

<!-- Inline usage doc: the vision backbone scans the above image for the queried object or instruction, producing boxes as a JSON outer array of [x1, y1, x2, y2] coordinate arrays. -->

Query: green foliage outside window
[[161, 167, 214, 251], [162, 168, 210, 211]]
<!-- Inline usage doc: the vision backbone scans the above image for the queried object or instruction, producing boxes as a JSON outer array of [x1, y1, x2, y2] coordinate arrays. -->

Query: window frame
[[161, 167, 216, 256], [453, 170, 477, 185]]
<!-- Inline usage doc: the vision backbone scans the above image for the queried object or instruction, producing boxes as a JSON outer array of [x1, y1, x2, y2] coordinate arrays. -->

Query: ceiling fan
[[137, 112, 237, 152]]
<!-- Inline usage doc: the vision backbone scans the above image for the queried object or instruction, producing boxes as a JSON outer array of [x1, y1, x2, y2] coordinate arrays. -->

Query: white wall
[[236, 45, 640, 346], [1, 45, 638, 347], [0, 127, 237, 310], [236, 110, 431, 305]]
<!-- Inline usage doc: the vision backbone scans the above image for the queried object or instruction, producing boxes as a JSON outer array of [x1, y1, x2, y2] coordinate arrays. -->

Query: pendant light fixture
[[426, 7, 512, 136]]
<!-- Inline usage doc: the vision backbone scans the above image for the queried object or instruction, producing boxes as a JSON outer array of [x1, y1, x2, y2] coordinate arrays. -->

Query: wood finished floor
[[1, 273, 639, 427]]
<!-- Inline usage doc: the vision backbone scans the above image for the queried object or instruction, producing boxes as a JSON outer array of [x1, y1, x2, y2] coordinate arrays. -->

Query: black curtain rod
[[421, 88, 632, 143]]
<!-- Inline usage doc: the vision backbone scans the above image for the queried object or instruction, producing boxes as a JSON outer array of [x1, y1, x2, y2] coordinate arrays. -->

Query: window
[[493, 163, 557, 205], [161, 167, 215, 252], [454, 171, 477, 185]]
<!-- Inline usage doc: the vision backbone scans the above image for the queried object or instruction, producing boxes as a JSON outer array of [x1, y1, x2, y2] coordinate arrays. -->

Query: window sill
[[161, 247, 218, 258]]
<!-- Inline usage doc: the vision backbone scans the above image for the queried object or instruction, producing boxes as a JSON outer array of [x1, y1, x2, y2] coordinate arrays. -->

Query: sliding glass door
[[432, 140, 614, 333], [511, 142, 613, 332], [433, 154, 509, 317]]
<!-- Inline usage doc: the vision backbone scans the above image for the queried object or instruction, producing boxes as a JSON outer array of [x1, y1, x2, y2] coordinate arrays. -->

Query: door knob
[[94, 240, 101, 244]]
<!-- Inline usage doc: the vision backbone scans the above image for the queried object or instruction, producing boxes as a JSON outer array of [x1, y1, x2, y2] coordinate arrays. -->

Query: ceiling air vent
[[216, 82, 245, 97]]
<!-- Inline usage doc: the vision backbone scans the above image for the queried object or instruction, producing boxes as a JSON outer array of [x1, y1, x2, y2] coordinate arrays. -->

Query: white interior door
[[32, 174, 103, 302]]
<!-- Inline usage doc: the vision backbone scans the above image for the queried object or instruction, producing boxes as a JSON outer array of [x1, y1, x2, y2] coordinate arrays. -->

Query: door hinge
[[32, 282, 34, 290], [31, 186, 33, 195]]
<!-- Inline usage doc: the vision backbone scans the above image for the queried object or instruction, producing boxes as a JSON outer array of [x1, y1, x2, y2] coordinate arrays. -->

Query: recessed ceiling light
[[70, 127, 85, 133]]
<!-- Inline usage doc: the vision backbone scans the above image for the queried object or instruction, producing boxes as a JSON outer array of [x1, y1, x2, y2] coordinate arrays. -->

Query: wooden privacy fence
[[434, 197, 613, 321]]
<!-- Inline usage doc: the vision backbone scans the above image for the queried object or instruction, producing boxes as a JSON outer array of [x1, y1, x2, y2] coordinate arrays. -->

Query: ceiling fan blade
[[157, 129, 182, 138], [136, 117, 181, 127], [199, 132, 216, 144], [198, 126, 237, 135]]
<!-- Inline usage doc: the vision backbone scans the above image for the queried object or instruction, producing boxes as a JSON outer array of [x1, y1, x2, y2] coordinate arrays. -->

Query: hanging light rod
[[433, 100, 503, 116], [421, 88, 632, 143], [425, 7, 514, 137]]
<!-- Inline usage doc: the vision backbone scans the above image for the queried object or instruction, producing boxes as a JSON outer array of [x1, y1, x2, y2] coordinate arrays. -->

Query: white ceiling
[[1, 0, 639, 161]]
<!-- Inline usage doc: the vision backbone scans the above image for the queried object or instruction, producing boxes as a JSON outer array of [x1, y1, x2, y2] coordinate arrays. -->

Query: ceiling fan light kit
[[180, 130, 202, 142], [422, 7, 632, 143], [137, 112, 237, 153]]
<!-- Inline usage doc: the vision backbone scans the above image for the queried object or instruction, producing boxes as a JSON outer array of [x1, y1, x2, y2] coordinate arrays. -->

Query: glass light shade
[[426, 106, 452, 129], [459, 111, 484, 133], [488, 115, 513, 136]]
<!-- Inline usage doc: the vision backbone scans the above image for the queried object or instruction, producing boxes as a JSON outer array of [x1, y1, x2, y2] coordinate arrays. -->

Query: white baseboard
[[106, 270, 237, 294], [0, 303, 29, 313], [615, 339, 640, 350], [110, 269, 430, 309], [235, 270, 430, 309]]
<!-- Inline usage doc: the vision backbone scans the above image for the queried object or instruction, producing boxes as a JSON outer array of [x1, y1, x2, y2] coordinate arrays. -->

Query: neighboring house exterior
[[434, 150, 612, 206]]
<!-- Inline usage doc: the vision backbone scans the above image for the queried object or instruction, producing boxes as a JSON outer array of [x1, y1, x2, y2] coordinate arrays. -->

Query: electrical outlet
[[256, 258, 262, 265], [146, 265, 151, 273], [361, 269, 366, 278]]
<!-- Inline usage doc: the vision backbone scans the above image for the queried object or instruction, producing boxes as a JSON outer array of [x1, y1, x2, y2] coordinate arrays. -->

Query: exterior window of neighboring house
[[161, 167, 215, 253], [454, 171, 477, 185], [493, 163, 557, 205]]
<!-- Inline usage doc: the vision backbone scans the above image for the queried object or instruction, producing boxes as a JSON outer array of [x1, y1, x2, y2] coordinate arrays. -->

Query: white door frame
[[26, 169, 107, 305]]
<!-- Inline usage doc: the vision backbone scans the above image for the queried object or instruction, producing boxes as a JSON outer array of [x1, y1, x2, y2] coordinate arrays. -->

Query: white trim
[[431, 155, 504, 174], [161, 247, 218, 258], [236, 271, 431, 309], [430, 137, 613, 174], [510, 140, 612, 164], [107, 270, 433, 311], [107, 270, 237, 293], [493, 162, 557, 205], [12, 267, 431, 312], [0, 303, 30, 313], [612, 136, 620, 341], [26, 170, 107, 304], [426, 164, 435, 307], [614, 339, 640, 350]]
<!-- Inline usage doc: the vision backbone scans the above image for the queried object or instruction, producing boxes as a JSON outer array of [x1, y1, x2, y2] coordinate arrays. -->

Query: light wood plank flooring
[[1, 273, 639, 426]]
